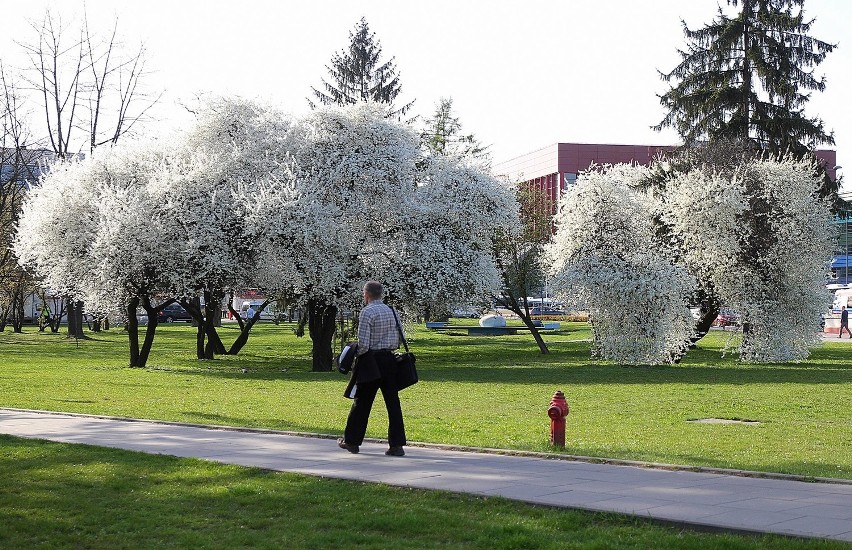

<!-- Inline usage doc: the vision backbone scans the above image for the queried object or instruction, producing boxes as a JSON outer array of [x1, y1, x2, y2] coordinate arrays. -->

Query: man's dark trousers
[[344, 350, 406, 447]]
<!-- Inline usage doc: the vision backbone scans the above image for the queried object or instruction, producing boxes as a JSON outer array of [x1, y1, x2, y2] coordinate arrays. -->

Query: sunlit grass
[[0, 435, 843, 550], [1, 322, 850, 478]]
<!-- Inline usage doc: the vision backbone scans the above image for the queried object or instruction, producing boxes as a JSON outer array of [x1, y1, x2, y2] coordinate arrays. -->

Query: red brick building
[[493, 143, 677, 234], [494, 142, 838, 207], [494, 143, 675, 204]]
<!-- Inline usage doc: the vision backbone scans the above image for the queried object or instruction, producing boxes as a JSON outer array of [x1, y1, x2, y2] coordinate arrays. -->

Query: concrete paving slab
[[785, 503, 852, 520], [522, 488, 623, 507], [477, 483, 583, 500], [714, 497, 824, 513], [766, 515, 852, 539], [697, 508, 810, 530], [642, 502, 736, 522], [582, 495, 680, 514], [1, 408, 850, 542]]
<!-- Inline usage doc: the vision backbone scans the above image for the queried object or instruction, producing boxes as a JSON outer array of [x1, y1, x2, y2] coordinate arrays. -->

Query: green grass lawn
[[1, 435, 844, 550], [1, 322, 850, 479]]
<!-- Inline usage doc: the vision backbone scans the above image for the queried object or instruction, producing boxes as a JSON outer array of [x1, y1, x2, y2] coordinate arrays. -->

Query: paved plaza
[[1, 408, 850, 542]]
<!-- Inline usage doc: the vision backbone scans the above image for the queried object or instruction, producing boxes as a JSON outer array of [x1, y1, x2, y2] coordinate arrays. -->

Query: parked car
[[451, 306, 481, 318], [157, 303, 193, 323], [712, 308, 740, 327], [240, 301, 289, 323], [529, 306, 566, 316]]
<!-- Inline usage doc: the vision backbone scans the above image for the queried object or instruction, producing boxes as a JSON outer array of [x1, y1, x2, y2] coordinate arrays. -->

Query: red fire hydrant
[[547, 390, 570, 448]]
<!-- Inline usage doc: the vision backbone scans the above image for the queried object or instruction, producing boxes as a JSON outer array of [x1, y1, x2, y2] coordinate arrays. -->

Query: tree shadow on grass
[[135, 333, 852, 387], [153, 352, 852, 387], [418, 361, 852, 386]]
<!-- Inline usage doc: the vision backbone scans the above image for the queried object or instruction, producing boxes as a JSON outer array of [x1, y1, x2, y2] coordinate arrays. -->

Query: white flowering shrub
[[15, 161, 97, 301], [392, 157, 516, 313], [16, 99, 515, 368], [663, 157, 834, 362], [246, 102, 515, 317], [548, 164, 696, 364], [548, 156, 833, 364]]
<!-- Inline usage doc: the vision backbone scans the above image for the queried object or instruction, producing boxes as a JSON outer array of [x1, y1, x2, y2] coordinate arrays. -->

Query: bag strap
[[390, 307, 410, 353]]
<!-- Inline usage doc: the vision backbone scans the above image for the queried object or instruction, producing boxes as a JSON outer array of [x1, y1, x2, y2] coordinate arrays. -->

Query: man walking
[[338, 281, 407, 456], [840, 306, 851, 338]]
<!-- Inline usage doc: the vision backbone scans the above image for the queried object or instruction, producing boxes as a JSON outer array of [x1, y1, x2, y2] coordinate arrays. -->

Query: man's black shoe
[[385, 446, 405, 456], [337, 438, 359, 454]]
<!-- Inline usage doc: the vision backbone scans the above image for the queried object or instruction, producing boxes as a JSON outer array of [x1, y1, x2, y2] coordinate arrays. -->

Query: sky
[[3, 0, 850, 182]]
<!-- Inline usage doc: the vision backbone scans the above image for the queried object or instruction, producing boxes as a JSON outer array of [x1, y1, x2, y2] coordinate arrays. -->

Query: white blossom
[[663, 157, 834, 362], [547, 156, 834, 365], [547, 164, 696, 365]]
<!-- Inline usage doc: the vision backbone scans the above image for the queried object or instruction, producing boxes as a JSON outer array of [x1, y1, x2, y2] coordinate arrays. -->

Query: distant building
[[0, 147, 58, 187], [494, 142, 838, 208], [829, 192, 852, 290], [493, 142, 675, 203], [494, 141, 838, 236]]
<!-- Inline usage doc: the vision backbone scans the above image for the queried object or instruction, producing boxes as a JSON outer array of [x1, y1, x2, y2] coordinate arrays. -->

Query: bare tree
[[14, 8, 162, 337], [0, 64, 42, 332], [81, 12, 162, 153]]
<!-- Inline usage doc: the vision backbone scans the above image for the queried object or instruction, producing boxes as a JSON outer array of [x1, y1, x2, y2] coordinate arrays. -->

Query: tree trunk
[[203, 290, 226, 356], [516, 311, 550, 354], [196, 322, 206, 359], [138, 307, 160, 368], [126, 298, 141, 367], [494, 294, 550, 354], [308, 299, 337, 372], [66, 299, 86, 339], [136, 321, 157, 366], [185, 293, 226, 360], [11, 290, 25, 333], [227, 300, 270, 355], [67, 299, 78, 337], [691, 304, 720, 346]]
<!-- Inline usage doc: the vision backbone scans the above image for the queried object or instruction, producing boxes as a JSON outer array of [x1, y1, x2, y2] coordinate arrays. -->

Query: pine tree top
[[309, 17, 413, 119], [655, 0, 835, 155]]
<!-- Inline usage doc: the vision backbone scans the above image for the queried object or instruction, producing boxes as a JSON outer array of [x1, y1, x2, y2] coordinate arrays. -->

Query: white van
[[824, 288, 852, 334], [832, 288, 852, 312], [239, 301, 286, 323]]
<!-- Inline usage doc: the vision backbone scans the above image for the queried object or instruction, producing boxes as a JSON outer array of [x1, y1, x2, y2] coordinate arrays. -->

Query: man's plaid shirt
[[357, 300, 400, 355]]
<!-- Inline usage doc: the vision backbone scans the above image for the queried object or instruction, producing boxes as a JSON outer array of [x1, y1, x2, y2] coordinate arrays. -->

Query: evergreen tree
[[655, 0, 835, 156], [309, 17, 413, 118], [421, 97, 490, 167]]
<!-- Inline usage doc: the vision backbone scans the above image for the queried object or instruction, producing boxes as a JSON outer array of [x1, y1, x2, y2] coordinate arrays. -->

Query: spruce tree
[[421, 97, 490, 166], [655, 0, 835, 156], [309, 17, 413, 118]]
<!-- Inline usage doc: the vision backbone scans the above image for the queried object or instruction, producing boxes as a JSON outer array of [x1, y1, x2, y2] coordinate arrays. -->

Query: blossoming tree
[[547, 157, 834, 364], [662, 157, 834, 361], [156, 98, 301, 359], [15, 144, 181, 367], [245, 102, 516, 371], [548, 164, 696, 364]]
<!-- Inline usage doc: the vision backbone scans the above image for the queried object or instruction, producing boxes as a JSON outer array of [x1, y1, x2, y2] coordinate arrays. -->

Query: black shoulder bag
[[390, 307, 418, 391]]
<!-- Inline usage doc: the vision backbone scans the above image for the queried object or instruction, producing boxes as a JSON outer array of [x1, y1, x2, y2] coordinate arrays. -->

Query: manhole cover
[[687, 418, 761, 425]]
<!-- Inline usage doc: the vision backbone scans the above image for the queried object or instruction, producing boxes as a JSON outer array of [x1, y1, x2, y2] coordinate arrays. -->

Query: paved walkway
[[1, 408, 850, 542]]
